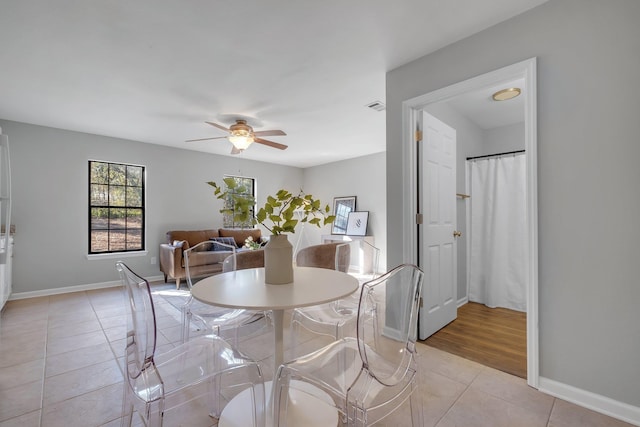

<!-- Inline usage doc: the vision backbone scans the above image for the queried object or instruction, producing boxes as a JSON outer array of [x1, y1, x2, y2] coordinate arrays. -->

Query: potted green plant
[[207, 179, 335, 284]]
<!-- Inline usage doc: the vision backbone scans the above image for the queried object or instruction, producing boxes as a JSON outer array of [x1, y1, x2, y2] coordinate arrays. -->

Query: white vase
[[264, 234, 294, 284]]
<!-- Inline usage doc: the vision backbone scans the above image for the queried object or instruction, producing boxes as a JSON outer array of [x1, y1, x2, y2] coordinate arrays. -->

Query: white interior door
[[419, 112, 457, 340]]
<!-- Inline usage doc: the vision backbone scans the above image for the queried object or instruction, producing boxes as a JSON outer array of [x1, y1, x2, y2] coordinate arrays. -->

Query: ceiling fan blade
[[254, 137, 288, 150], [205, 121, 230, 132], [253, 129, 287, 137], [230, 146, 242, 155], [185, 136, 228, 142]]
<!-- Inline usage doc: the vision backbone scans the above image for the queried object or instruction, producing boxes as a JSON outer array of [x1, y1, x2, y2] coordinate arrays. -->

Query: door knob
[[453, 230, 462, 238]]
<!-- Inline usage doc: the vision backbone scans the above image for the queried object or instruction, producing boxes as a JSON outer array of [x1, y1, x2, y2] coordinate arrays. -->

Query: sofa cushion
[[186, 250, 229, 268], [166, 229, 219, 246], [219, 228, 262, 247], [209, 236, 238, 251]]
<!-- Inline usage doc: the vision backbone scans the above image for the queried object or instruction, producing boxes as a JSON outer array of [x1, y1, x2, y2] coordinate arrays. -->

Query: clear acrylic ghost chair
[[222, 248, 265, 273], [182, 240, 268, 344], [274, 264, 424, 427], [221, 248, 273, 330], [116, 261, 265, 427], [290, 240, 380, 356], [294, 242, 343, 270]]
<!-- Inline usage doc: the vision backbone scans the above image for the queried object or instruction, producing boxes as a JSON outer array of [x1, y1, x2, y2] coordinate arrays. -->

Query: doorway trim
[[401, 57, 539, 388]]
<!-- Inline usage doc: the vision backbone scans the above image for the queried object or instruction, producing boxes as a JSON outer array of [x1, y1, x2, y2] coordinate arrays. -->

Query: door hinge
[[416, 213, 423, 224], [415, 130, 422, 142]]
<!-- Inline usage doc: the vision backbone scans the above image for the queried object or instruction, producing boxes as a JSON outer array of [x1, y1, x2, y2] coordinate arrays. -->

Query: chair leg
[[409, 382, 424, 427], [121, 385, 134, 427], [289, 317, 300, 359], [175, 278, 181, 289], [272, 367, 291, 427], [208, 373, 222, 419], [163, 273, 167, 283], [147, 399, 164, 427], [181, 310, 191, 343], [346, 402, 366, 427], [249, 366, 266, 427]]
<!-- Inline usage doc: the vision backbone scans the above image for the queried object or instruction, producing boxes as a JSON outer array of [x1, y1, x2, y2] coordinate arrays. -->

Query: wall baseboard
[[9, 275, 166, 300], [539, 377, 640, 426], [457, 296, 468, 308]]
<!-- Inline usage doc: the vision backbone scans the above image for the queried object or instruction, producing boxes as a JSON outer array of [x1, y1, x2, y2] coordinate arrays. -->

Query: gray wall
[[3, 118, 388, 294], [387, 0, 640, 408], [2, 119, 303, 293], [483, 122, 525, 155], [302, 152, 387, 272]]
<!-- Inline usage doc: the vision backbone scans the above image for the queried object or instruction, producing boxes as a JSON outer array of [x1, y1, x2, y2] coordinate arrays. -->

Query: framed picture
[[346, 211, 369, 236], [331, 196, 356, 234]]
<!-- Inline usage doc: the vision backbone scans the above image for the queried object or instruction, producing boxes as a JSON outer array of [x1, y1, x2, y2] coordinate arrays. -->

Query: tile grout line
[[546, 398, 558, 427], [431, 362, 483, 426], [88, 289, 127, 426], [472, 365, 557, 422], [432, 377, 476, 427], [89, 288, 123, 365], [39, 295, 51, 427]]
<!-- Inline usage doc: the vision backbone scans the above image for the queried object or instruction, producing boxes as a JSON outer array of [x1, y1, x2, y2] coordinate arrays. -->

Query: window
[[89, 161, 145, 254], [222, 175, 255, 229]]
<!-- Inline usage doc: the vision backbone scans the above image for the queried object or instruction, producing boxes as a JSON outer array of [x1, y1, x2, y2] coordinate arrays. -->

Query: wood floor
[[423, 302, 527, 378]]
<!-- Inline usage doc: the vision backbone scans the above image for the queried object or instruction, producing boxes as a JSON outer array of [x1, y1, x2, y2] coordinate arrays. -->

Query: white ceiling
[[446, 78, 525, 130], [0, 0, 546, 168]]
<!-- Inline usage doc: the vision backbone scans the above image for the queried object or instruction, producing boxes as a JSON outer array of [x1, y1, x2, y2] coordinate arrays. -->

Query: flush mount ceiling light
[[492, 87, 521, 101]]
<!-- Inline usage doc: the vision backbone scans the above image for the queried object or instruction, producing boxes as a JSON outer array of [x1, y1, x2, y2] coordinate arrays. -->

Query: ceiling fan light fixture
[[190, 119, 287, 153], [228, 133, 254, 150], [227, 120, 254, 150], [492, 87, 521, 101]]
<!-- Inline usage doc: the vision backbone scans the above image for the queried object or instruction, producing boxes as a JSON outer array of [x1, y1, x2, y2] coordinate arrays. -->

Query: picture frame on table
[[331, 196, 356, 235], [346, 211, 369, 236]]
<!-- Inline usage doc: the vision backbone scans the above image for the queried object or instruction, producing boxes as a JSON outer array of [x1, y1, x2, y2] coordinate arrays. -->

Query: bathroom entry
[[404, 58, 538, 384], [422, 114, 529, 378]]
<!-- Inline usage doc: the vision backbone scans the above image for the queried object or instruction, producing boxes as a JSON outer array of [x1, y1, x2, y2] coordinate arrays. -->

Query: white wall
[[387, 0, 640, 412], [1, 119, 303, 293], [302, 152, 387, 272]]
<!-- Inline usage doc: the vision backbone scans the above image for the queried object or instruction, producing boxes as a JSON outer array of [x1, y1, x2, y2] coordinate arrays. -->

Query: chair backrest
[[184, 240, 236, 289], [222, 249, 265, 272], [295, 242, 343, 270], [356, 264, 424, 387], [335, 240, 380, 280], [116, 261, 157, 384]]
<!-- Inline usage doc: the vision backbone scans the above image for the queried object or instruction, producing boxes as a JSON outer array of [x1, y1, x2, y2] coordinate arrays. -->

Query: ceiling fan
[[186, 119, 288, 154]]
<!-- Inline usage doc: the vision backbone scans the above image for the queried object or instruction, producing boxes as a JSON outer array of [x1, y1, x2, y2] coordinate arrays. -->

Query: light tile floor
[[0, 282, 634, 427]]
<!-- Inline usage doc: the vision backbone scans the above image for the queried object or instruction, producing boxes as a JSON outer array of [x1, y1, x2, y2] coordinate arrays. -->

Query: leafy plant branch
[[207, 179, 335, 235]]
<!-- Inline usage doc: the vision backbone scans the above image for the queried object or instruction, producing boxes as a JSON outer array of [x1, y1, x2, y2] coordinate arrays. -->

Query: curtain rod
[[466, 150, 525, 161]]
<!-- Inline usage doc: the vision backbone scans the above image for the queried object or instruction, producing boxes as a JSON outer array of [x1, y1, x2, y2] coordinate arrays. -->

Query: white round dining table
[[191, 266, 358, 369], [191, 266, 359, 427]]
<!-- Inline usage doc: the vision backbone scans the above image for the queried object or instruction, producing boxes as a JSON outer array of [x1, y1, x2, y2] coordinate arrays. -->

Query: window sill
[[86, 251, 148, 261]]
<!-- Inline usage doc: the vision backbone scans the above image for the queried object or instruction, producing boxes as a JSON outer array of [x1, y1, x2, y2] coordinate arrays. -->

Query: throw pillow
[[209, 236, 237, 251]]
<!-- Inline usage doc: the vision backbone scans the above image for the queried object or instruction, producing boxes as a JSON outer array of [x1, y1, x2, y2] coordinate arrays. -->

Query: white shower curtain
[[468, 153, 527, 312]]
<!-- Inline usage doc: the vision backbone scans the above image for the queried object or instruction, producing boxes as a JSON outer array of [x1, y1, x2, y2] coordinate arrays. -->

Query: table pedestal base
[[219, 380, 338, 427]]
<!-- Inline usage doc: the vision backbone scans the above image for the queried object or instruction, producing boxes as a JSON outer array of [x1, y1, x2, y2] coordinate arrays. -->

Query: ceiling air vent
[[366, 101, 386, 112]]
